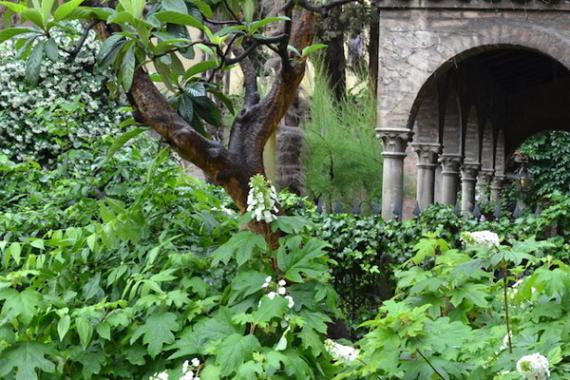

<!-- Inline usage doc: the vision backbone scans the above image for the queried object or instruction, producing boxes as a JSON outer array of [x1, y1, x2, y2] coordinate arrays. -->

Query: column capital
[[491, 175, 506, 189], [478, 168, 494, 183], [412, 142, 440, 168], [439, 154, 462, 174], [377, 128, 413, 157], [461, 162, 480, 182]]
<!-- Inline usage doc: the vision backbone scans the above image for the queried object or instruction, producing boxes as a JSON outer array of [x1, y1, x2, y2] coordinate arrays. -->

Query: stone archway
[[377, 1, 570, 219]]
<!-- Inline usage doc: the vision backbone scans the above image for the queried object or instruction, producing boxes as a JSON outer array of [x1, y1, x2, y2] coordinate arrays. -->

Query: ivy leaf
[[215, 334, 261, 376], [211, 231, 267, 266], [0, 342, 55, 380], [0, 288, 42, 324], [57, 315, 71, 341], [75, 316, 94, 350], [133, 311, 179, 357]]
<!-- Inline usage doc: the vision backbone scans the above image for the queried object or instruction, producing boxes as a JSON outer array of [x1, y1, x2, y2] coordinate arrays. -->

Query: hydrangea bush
[[0, 22, 126, 165]]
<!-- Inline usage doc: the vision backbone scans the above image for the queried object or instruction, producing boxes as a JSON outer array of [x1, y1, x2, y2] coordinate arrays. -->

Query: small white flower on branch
[[246, 174, 279, 223]]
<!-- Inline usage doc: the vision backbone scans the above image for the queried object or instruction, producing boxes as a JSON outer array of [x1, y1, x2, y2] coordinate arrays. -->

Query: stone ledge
[[377, 0, 570, 11]]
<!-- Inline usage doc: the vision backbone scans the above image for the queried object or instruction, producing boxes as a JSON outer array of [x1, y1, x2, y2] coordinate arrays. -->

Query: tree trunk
[[319, 8, 346, 100], [368, 7, 380, 96]]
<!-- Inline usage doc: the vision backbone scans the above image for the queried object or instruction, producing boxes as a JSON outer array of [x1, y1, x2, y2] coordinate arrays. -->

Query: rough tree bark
[[318, 7, 347, 100]]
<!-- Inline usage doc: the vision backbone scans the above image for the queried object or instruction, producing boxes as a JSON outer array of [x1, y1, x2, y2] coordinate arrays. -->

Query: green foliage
[[519, 131, 570, 200], [346, 234, 570, 379], [0, 22, 126, 165], [0, 133, 343, 379], [302, 66, 382, 209]]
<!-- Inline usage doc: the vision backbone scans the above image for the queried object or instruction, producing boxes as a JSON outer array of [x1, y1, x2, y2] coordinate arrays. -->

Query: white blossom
[[461, 230, 500, 249], [278, 287, 287, 295], [191, 358, 200, 368], [267, 291, 277, 300], [278, 279, 286, 286], [285, 295, 295, 309], [516, 353, 550, 380], [246, 175, 279, 223], [149, 372, 169, 380], [325, 339, 359, 362]]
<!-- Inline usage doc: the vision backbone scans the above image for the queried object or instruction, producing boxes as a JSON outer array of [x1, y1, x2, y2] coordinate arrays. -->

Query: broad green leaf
[[53, 0, 84, 21], [211, 231, 267, 266], [252, 295, 288, 324], [302, 43, 327, 57], [0, 288, 42, 324], [215, 334, 261, 376], [25, 40, 45, 86], [0, 342, 55, 380], [0, 27, 38, 44], [44, 38, 58, 61], [188, 0, 212, 18], [106, 127, 147, 159], [134, 311, 179, 357], [0, 1, 27, 13], [162, 0, 187, 13], [154, 10, 203, 30], [183, 60, 218, 80], [120, 45, 136, 90], [249, 16, 289, 34], [21, 9, 44, 29]]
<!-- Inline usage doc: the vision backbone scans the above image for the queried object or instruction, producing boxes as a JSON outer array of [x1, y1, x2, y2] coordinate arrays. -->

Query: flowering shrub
[[0, 22, 126, 165], [340, 232, 570, 379]]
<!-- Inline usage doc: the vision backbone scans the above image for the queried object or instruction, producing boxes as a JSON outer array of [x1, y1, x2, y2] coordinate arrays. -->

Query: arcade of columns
[[375, 0, 570, 219]]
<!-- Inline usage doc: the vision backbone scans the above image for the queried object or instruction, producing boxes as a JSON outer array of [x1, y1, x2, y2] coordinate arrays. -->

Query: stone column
[[490, 176, 505, 203], [412, 143, 440, 210], [461, 163, 480, 215], [477, 169, 494, 204], [439, 154, 462, 206], [378, 128, 413, 220]]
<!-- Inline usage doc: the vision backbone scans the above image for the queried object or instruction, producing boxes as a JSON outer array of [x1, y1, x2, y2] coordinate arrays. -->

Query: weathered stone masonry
[[377, 0, 570, 219]]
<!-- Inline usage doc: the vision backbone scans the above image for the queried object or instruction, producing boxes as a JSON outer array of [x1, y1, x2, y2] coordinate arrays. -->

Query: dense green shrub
[[519, 131, 570, 200], [0, 138, 346, 379], [0, 23, 126, 165], [343, 233, 570, 379]]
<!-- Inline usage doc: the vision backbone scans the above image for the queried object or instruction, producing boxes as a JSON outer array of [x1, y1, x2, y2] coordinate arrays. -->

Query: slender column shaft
[[477, 169, 494, 204], [439, 154, 461, 206], [378, 128, 413, 220], [461, 163, 480, 215], [413, 143, 440, 210], [491, 176, 505, 203]]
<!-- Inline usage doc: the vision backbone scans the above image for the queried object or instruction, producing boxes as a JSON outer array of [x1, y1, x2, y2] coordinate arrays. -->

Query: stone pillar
[[461, 163, 480, 215], [439, 154, 462, 206], [412, 143, 440, 210], [477, 169, 494, 204], [378, 128, 413, 220], [491, 176, 505, 203]]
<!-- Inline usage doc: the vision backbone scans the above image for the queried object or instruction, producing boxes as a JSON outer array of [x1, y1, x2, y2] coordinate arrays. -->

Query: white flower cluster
[[0, 22, 127, 164], [150, 358, 201, 380], [324, 339, 359, 362], [261, 276, 294, 308], [461, 230, 500, 249], [516, 353, 550, 380], [246, 174, 279, 223]]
